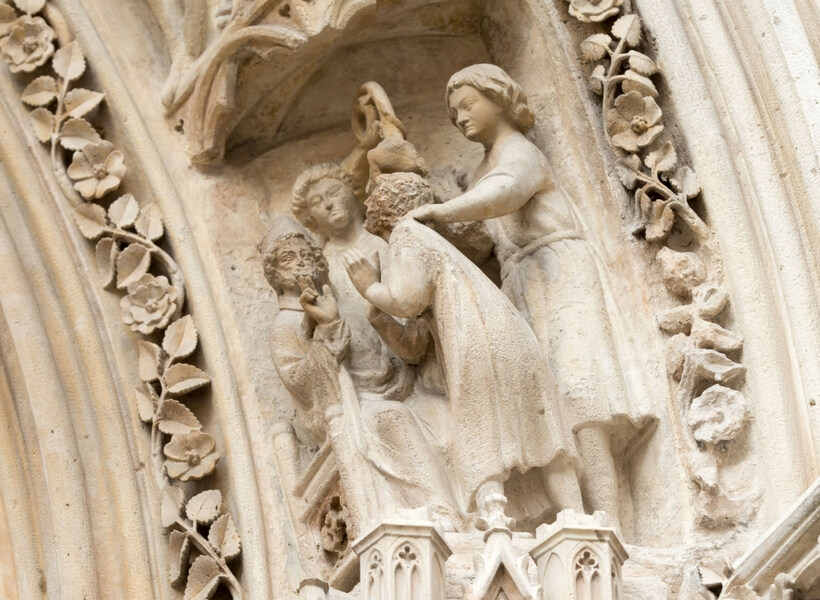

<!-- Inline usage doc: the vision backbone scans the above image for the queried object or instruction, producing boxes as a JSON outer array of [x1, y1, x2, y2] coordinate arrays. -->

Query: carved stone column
[[530, 510, 628, 600], [352, 520, 451, 600]]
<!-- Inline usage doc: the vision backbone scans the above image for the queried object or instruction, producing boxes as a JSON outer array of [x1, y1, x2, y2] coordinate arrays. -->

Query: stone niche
[[0, 0, 817, 599]]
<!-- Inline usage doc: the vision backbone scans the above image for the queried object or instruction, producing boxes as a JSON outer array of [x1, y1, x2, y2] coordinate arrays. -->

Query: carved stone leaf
[[161, 485, 186, 528], [168, 530, 191, 587], [135, 203, 164, 241], [628, 51, 658, 76], [108, 194, 140, 229], [589, 64, 607, 96], [72, 204, 108, 240], [116, 244, 152, 289], [137, 340, 162, 382], [21, 76, 58, 106], [52, 41, 86, 82], [29, 107, 54, 143], [0, 5, 16, 38], [611, 14, 642, 47], [59, 117, 102, 150], [657, 306, 694, 334], [670, 165, 701, 199], [208, 514, 241, 561], [95, 236, 118, 289], [12, 0, 47, 14], [133, 385, 155, 423], [580, 34, 612, 62], [156, 398, 202, 435], [186, 490, 222, 524], [692, 319, 744, 353], [621, 69, 658, 98], [64, 88, 105, 119], [640, 191, 676, 243], [163, 315, 199, 362], [694, 285, 729, 319], [645, 203, 675, 243], [689, 348, 746, 387], [645, 142, 677, 173], [617, 154, 642, 189], [164, 363, 210, 396], [183, 556, 221, 600]]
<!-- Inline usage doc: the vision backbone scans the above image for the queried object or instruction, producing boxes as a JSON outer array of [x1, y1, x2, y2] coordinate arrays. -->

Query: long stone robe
[[445, 132, 654, 445], [381, 218, 577, 510]]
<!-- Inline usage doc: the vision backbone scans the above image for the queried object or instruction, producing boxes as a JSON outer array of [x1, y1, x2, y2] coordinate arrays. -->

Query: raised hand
[[299, 282, 339, 325], [342, 249, 381, 295]]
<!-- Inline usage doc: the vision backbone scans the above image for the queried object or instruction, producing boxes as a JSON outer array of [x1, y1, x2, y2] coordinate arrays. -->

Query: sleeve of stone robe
[[364, 236, 434, 319], [367, 309, 431, 365], [270, 314, 351, 409], [437, 143, 548, 223]]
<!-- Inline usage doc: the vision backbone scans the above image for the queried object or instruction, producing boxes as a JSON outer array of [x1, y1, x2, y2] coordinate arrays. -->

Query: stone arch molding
[[0, 0, 818, 599]]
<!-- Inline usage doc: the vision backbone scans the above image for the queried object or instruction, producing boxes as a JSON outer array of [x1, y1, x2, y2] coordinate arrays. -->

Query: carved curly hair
[[259, 231, 328, 295], [291, 163, 361, 233], [364, 173, 434, 238], [445, 64, 536, 134]]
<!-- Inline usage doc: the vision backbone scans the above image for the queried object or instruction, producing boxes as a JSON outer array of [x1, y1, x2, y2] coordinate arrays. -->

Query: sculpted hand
[[342, 249, 380, 295], [408, 203, 447, 223], [299, 284, 340, 325]]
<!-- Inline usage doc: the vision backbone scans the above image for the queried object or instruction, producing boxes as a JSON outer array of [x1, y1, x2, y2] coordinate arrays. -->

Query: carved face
[[270, 236, 319, 292], [305, 176, 357, 237], [447, 85, 504, 144]]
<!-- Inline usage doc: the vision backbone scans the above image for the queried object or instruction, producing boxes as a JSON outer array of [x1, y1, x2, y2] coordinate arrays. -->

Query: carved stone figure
[[410, 64, 654, 524], [260, 216, 344, 445], [261, 216, 457, 534], [343, 172, 584, 522]]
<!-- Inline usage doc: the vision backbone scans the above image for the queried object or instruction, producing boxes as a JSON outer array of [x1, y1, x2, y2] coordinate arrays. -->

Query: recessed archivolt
[[0, 81, 168, 598]]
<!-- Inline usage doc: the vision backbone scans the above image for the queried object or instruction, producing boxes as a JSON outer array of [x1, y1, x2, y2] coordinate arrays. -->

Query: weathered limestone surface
[[0, 0, 817, 598]]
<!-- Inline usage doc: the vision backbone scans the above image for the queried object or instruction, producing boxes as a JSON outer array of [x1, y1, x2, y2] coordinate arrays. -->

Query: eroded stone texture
[[0, 0, 818, 598]]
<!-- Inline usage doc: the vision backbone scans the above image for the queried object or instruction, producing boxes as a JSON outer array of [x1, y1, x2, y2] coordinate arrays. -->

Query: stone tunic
[[447, 132, 649, 435], [382, 218, 577, 510]]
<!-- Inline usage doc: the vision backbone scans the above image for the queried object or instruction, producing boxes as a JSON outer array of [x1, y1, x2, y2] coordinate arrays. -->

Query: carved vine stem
[[565, 0, 751, 525], [0, 0, 243, 596]]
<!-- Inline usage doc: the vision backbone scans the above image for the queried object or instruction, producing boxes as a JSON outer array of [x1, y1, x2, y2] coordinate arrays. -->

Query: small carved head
[[364, 173, 434, 238], [259, 218, 327, 295], [291, 163, 362, 237], [446, 64, 535, 136]]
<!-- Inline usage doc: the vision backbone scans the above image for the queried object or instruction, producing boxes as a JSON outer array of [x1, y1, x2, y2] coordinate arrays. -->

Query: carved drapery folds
[[0, 0, 244, 597], [566, 1, 755, 528]]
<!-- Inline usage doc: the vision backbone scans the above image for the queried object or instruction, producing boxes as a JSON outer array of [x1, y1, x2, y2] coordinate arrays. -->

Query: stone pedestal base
[[352, 520, 452, 600], [530, 510, 628, 600]]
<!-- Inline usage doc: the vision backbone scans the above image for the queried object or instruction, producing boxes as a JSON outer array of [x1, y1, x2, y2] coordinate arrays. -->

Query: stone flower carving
[[163, 431, 220, 481], [688, 385, 749, 446], [568, 0, 623, 23], [67, 140, 127, 200], [0, 16, 55, 73], [120, 274, 179, 334], [606, 91, 663, 152]]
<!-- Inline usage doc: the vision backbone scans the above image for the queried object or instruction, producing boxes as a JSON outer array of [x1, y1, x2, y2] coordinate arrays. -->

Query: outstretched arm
[[343, 247, 431, 319], [368, 307, 431, 365], [410, 150, 547, 223]]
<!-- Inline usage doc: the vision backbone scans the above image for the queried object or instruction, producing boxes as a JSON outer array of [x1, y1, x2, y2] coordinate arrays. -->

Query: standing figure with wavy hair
[[410, 64, 654, 527]]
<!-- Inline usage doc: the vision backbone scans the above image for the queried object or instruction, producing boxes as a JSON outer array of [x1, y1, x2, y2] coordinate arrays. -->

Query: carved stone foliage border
[[0, 0, 244, 597], [563, 0, 754, 527]]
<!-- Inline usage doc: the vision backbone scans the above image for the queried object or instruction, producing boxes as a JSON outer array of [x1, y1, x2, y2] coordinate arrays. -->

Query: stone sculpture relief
[[409, 63, 655, 527], [5, 0, 816, 598], [261, 213, 459, 540], [0, 1, 244, 597], [262, 61, 665, 577]]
